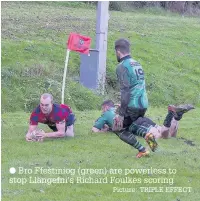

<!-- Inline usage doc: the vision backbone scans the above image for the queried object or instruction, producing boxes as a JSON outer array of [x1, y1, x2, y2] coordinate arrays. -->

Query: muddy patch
[[178, 137, 195, 146]]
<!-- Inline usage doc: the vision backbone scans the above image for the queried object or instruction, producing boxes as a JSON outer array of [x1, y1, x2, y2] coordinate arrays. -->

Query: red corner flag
[[67, 32, 91, 54]]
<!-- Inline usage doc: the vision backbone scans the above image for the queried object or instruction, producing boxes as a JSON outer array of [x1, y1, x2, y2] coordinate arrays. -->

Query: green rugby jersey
[[93, 108, 115, 130], [93, 107, 153, 135], [116, 55, 148, 116]]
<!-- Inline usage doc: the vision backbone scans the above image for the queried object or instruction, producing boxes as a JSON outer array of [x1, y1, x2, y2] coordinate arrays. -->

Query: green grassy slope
[[1, 1, 200, 113]]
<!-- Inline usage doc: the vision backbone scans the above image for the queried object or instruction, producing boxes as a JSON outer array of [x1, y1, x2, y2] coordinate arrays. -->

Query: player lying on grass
[[92, 100, 194, 158], [92, 100, 157, 158], [26, 93, 75, 142]]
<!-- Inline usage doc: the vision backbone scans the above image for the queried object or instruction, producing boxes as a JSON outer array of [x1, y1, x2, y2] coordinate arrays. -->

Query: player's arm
[[92, 115, 109, 133], [116, 65, 131, 116], [92, 124, 109, 133], [92, 127, 109, 133], [37, 119, 66, 139], [26, 110, 40, 141], [92, 127, 101, 132], [101, 124, 110, 132], [26, 125, 38, 141]]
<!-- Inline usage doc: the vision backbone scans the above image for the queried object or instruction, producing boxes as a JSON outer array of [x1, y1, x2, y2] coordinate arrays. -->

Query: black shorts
[[48, 113, 76, 132], [123, 107, 147, 128]]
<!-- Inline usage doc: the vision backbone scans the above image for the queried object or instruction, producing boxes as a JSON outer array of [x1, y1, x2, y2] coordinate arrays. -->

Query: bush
[[1, 68, 103, 113], [109, 2, 124, 11], [69, 81, 103, 111]]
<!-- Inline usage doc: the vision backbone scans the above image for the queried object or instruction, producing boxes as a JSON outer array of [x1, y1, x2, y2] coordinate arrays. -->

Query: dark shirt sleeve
[[30, 111, 39, 125], [66, 113, 75, 126], [116, 65, 131, 116], [59, 104, 73, 124]]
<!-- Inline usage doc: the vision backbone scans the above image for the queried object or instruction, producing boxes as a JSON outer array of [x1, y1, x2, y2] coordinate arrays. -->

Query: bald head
[[41, 93, 53, 102], [40, 93, 53, 114]]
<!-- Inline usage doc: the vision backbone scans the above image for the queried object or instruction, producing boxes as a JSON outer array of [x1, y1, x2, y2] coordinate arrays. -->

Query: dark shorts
[[48, 113, 76, 132], [134, 116, 156, 127], [123, 107, 147, 128]]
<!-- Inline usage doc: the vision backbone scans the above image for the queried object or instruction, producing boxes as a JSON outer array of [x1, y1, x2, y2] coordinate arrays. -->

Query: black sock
[[139, 147, 145, 152], [118, 129, 144, 151], [174, 112, 183, 121], [163, 111, 174, 127]]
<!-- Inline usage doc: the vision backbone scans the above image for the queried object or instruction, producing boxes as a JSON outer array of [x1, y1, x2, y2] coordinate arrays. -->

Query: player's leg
[[129, 117, 158, 152], [65, 113, 76, 137], [114, 129, 149, 158], [160, 119, 178, 139], [168, 104, 195, 120], [161, 104, 194, 138], [126, 107, 147, 122], [65, 125, 74, 137], [161, 105, 176, 138], [167, 103, 194, 137], [148, 125, 162, 139], [131, 117, 156, 137], [48, 125, 57, 131], [149, 120, 178, 139], [122, 108, 149, 136], [169, 118, 179, 137]]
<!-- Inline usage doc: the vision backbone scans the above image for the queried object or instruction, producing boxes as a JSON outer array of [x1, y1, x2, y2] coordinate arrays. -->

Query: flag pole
[[61, 49, 70, 104]]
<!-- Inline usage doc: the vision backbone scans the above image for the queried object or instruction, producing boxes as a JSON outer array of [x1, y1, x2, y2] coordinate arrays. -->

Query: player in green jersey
[[114, 38, 148, 125], [112, 38, 157, 155]]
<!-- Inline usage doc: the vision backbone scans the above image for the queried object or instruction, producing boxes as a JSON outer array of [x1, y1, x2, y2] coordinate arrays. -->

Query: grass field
[[2, 108, 200, 201], [1, 1, 200, 201], [1, 1, 200, 112]]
